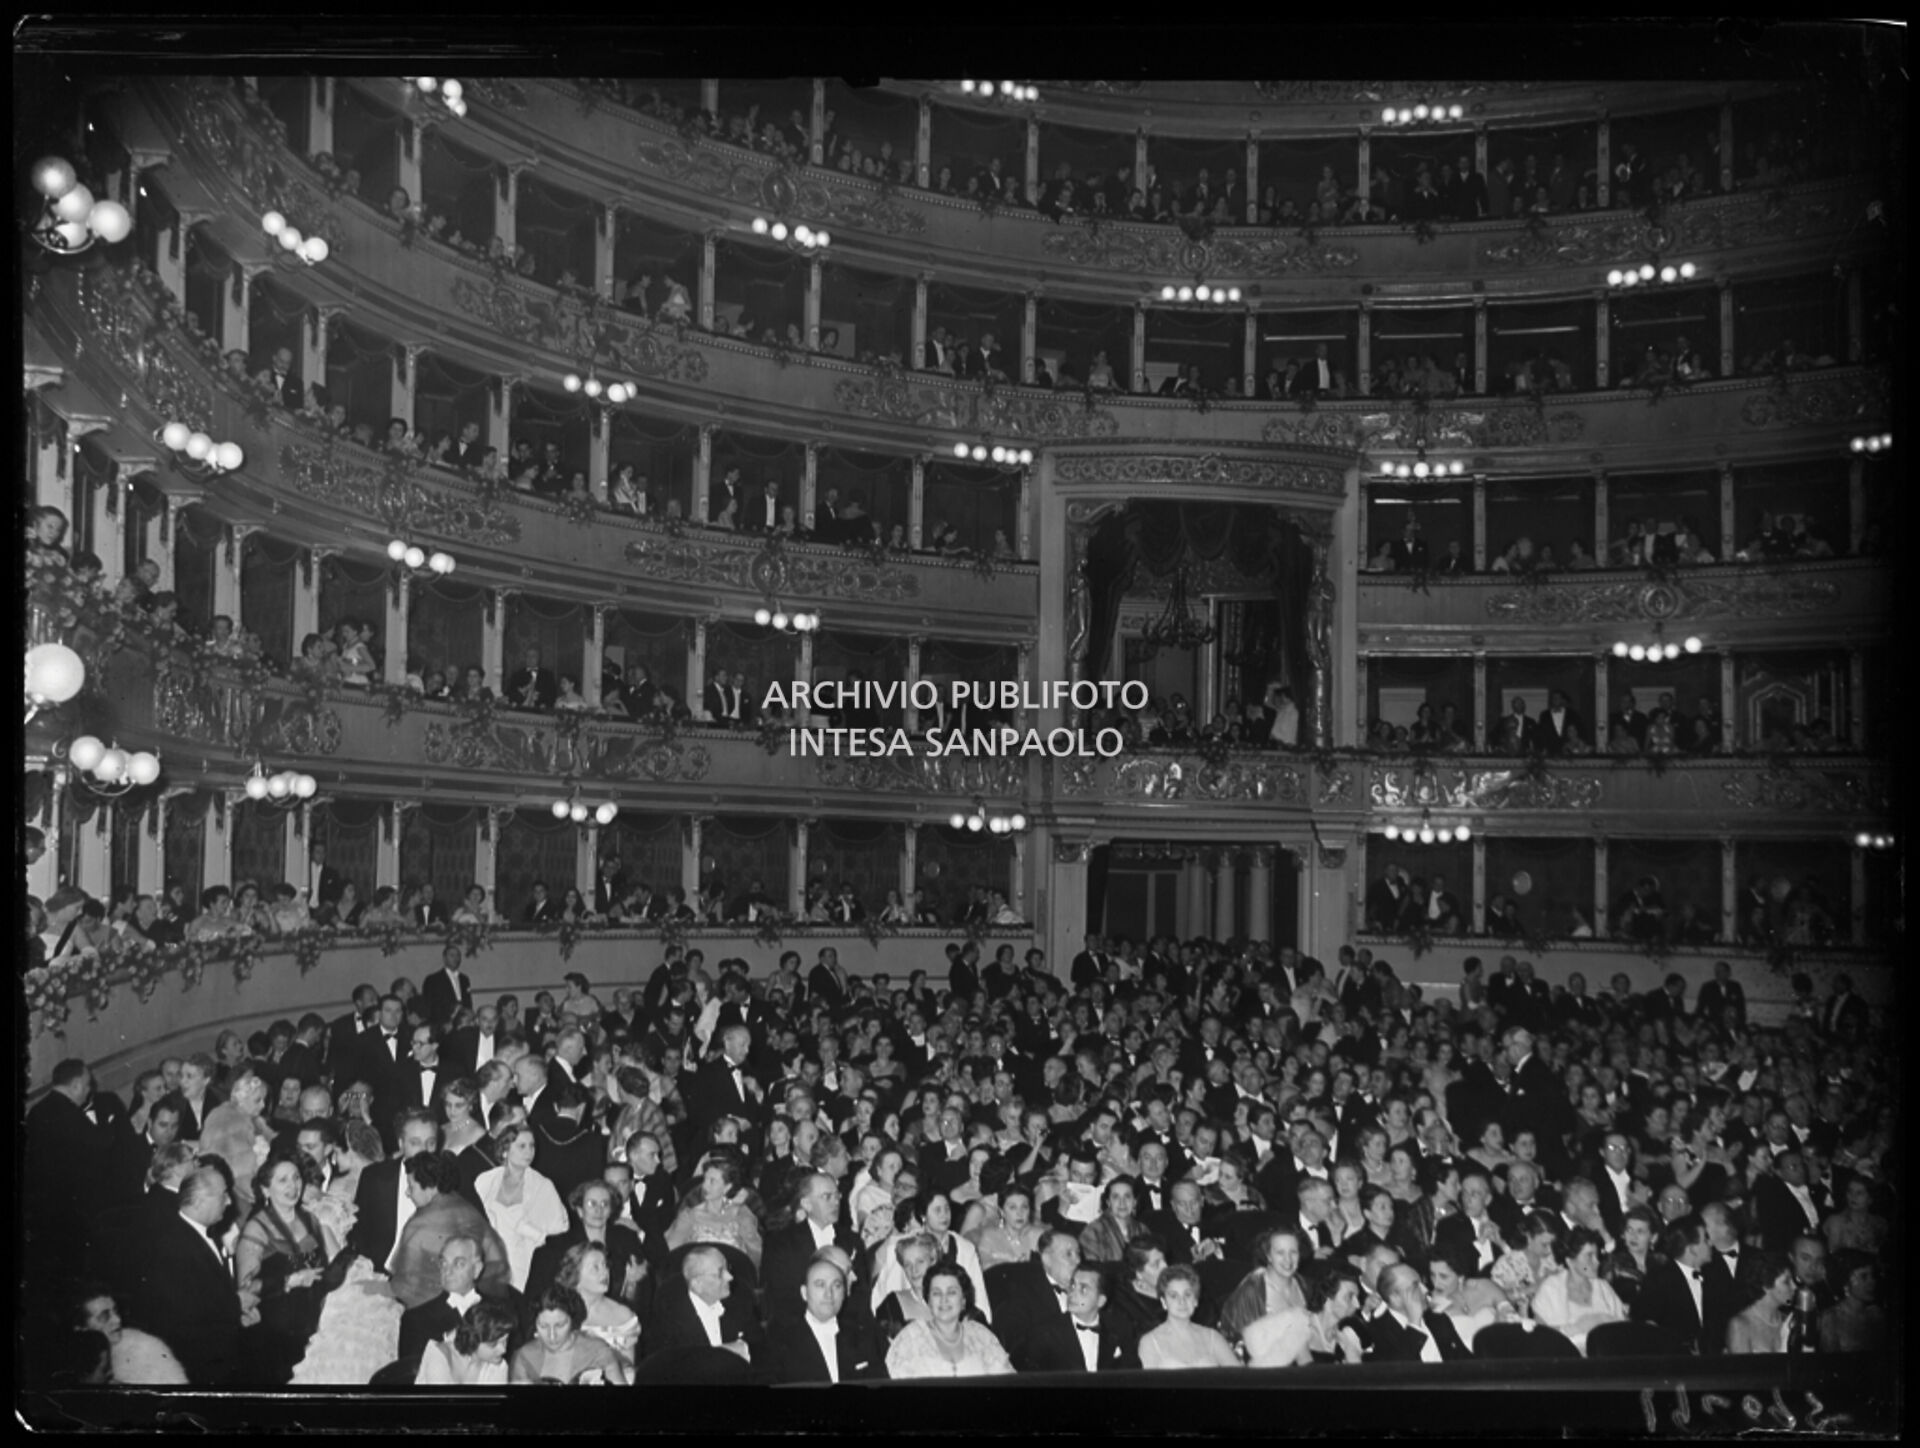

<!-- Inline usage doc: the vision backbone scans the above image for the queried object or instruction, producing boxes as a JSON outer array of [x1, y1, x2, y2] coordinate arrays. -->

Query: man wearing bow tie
[[505, 646, 557, 710], [1024, 1266, 1142, 1372], [404, 1024, 445, 1111], [703, 667, 743, 727], [420, 944, 473, 1030], [1434, 1171, 1508, 1273], [254, 344, 304, 412], [1290, 341, 1342, 398], [688, 1026, 764, 1140], [764, 1255, 884, 1383], [1634, 1218, 1730, 1354], [991, 1230, 1082, 1371], [1369, 1265, 1474, 1362], [753, 478, 782, 533], [1298, 1179, 1341, 1258], [711, 465, 743, 524], [347, 994, 414, 1142], [1158, 1182, 1223, 1266]]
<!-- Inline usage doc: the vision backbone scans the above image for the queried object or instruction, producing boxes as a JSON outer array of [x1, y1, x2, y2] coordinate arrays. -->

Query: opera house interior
[[16, 30, 1904, 1428]]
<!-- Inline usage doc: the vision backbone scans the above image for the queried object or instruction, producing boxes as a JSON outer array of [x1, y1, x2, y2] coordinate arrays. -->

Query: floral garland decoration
[[561, 491, 601, 528]]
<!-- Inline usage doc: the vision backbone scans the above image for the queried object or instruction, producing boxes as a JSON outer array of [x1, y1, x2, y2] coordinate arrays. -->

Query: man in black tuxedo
[[345, 994, 414, 1134], [990, 1230, 1082, 1370], [1364, 866, 1410, 933], [1694, 960, 1746, 1028], [256, 344, 304, 412], [419, 945, 474, 1031], [643, 1246, 760, 1359], [1533, 689, 1583, 756], [443, 1004, 500, 1081], [1584, 1134, 1637, 1238], [327, 984, 381, 1079], [1502, 1026, 1569, 1171], [1290, 342, 1341, 397], [808, 948, 851, 1012], [763, 1256, 886, 1383], [918, 1105, 974, 1197], [1818, 973, 1868, 1040], [1751, 1150, 1825, 1252], [404, 882, 449, 929], [25, 1058, 118, 1279], [304, 841, 346, 911], [1023, 1265, 1141, 1372], [1453, 153, 1490, 220], [1156, 1182, 1225, 1267], [1387, 521, 1430, 573], [710, 465, 743, 525], [1069, 933, 1108, 989], [686, 1026, 764, 1141], [761, 1174, 862, 1324], [122, 1165, 246, 1384], [617, 664, 659, 722], [524, 880, 561, 925], [1609, 689, 1649, 751], [703, 667, 746, 727], [1634, 1218, 1729, 1354], [505, 645, 558, 710], [397, 1233, 526, 1362], [349, 1109, 441, 1271], [1369, 1264, 1474, 1361]]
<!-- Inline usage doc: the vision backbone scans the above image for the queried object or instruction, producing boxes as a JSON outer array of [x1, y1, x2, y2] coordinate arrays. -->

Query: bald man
[[763, 1255, 886, 1383], [762, 1173, 861, 1323], [643, 1246, 760, 1359], [123, 1166, 244, 1384]]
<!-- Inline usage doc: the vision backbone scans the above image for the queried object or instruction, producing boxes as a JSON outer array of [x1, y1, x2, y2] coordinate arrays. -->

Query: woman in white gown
[[415, 1299, 516, 1386], [474, 1122, 569, 1291], [1530, 1228, 1629, 1354], [1243, 1271, 1366, 1368]]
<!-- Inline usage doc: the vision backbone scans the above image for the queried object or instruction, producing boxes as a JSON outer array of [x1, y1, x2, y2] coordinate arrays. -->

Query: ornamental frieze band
[[1051, 453, 1345, 496], [1485, 573, 1842, 625], [1720, 769, 1884, 814], [812, 754, 1027, 797], [1040, 226, 1359, 277], [449, 279, 709, 383], [1113, 758, 1307, 803], [1371, 765, 1603, 811], [1479, 188, 1849, 269], [624, 536, 920, 604], [833, 376, 1120, 440], [629, 140, 927, 238], [278, 444, 524, 547]]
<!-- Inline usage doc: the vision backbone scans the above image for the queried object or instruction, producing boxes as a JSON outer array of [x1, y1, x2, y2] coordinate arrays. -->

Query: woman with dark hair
[[1601, 1206, 1660, 1311], [1531, 1226, 1628, 1353], [1138, 1264, 1240, 1370], [475, 1121, 568, 1291], [882, 1262, 1012, 1378], [415, 1298, 516, 1385], [1244, 1269, 1366, 1367], [1491, 1209, 1565, 1300], [665, 1155, 764, 1270], [68, 1284, 188, 1384], [1723, 1252, 1796, 1355], [1218, 1227, 1309, 1344], [235, 1155, 333, 1380], [510, 1285, 629, 1385], [552, 1241, 641, 1366]]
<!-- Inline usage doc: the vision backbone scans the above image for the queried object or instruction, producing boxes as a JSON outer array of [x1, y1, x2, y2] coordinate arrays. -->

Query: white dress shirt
[[387, 1171, 419, 1270], [690, 1292, 727, 1347], [806, 1314, 841, 1382], [446, 1288, 481, 1314], [1392, 1309, 1442, 1363], [1072, 1315, 1101, 1370], [1683, 1264, 1707, 1321]]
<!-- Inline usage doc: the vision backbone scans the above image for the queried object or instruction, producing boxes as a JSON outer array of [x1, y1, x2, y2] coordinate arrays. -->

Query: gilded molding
[[177, 81, 342, 246], [1480, 190, 1845, 269], [1112, 757, 1307, 802], [1318, 766, 1355, 806], [1262, 403, 1583, 450], [278, 443, 524, 546], [811, 754, 1026, 796], [628, 141, 928, 237], [422, 718, 711, 782], [1485, 573, 1842, 624], [833, 376, 1120, 440], [448, 279, 710, 383], [1370, 764, 1603, 810], [1738, 373, 1890, 429], [1720, 769, 1884, 813], [1040, 225, 1359, 277], [1052, 453, 1346, 496], [1255, 80, 1503, 101], [624, 535, 921, 604]]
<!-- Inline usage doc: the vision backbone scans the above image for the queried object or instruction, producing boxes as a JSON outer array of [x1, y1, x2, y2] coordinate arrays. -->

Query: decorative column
[[698, 231, 717, 332], [1719, 280, 1736, 380], [904, 638, 924, 731], [494, 164, 519, 255], [594, 204, 617, 299], [701, 80, 719, 115], [1131, 303, 1147, 395], [693, 424, 713, 522], [1848, 458, 1865, 553], [589, 402, 612, 501], [1719, 651, 1737, 751], [1594, 292, 1610, 389], [911, 276, 929, 369], [307, 77, 333, 158], [1024, 119, 1040, 203], [1845, 268, 1864, 364], [1010, 833, 1027, 921], [1017, 468, 1033, 559], [577, 824, 598, 901], [1719, 837, 1738, 944], [379, 801, 406, 892], [392, 343, 422, 428], [1474, 126, 1490, 183], [475, 809, 500, 907], [915, 97, 931, 190], [1593, 470, 1609, 564], [1306, 531, 1334, 749], [1015, 641, 1034, 729], [74, 801, 112, 900], [1213, 848, 1238, 940], [203, 792, 234, 898], [1595, 118, 1611, 208], [221, 262, 251, 354], [1718, 101, 1735, 193], [1021, 292, 1038, 384], [397, 118, 422, 212], [488, 374, 517, 457], [1593, 837, 1609, 938], [1046, 837, 1093, 975], [585, 605, 608, 707], [1356, 306, 1371, 396], [213, 524, 254, 624], [1473, 298, 1488, 394], [1594, 654, 1611, 751], [285, 805, 311, 912], [908, 457, 925, 549], [1179, 856, 1208, 940], [1472, 653, 1489, 750], [1244, 136, 1260, 224], [1133, 130, 1150, 197], [800, 443, 818, 530], [809, 80, 826, 167], [789, 819, 810, 916], [686, 619, 707, 722], [483, 589, 508, 694], [1471, 835, 1487, 934], [1246, 846, 1273, 943], [805, 258, 822, 351], [136, 793, 167, 894], [384, 574, 412, 685], [1356, 131, 1371, 208], [1354, 655, 1369, 747], [1849, 845, 1868, 946], [294, 545, 333, 652], [1848, 650, 1866, 750], [901, 823, 918, 901], [682, 815, 704, 897], [1242, 311, 1258, 397], [1718, 463, 1736, 562], [1472, 473, 1488, 571]]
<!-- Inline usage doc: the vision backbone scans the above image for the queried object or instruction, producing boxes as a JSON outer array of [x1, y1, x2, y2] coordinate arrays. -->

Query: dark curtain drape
[[707, 623, 797, 696], [924, 461, 1018, 555], [409, 578, 486, 684], [498, 809, 580, 920], [313, 799, 381, 902], [230, 800, 288, 892], [110, 801, 145, 899], [816, 447, 909, 539], [605, 611, 688, 695], [1087, 843, 1112, 933], [504, 595, 587, 691], [917, 828, 1012, 924], [413, 353, 491, 451], [609, 412, 695, 516], [704, 817, 788, 906], [927, 105, 1024, 177], [1608, 840, 1719, 932], [1486, 837, 1595, 936], [164, 792, 207, 900], [601, 814, 682, 896], [174, 506, 222, 636], [1083, 504, 1310, 695], [319, 557, 390, 658], [324, 319, 397, 432], [400, 804, 478, 902], [510, 386, 592, 479], [240, 533, 299, 669], [814, 821, 902, 913]]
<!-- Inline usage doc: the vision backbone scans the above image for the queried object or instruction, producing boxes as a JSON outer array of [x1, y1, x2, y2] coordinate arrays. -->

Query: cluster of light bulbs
[[245, 763, 317, 803], [1158, 283, 1243, 305], [260, 211, 330, 265], [750, 216, 830, 249], [159, 420, 245, 474], [1378, 458, 1466, 480], [562, 371, 635, 404], [552, 796, 619, 826], [1849, 432, 1892, 454], [949, 805, 1028, 835], [67, 735, 162, 793], [960, 81, 1039, 102], [29, 155, 133, 252], [387, 539, 455, 575], [1612, 635, 1702, 661], [753, 606, 819, 632], [1853, 831, 1894, 851], [1383, 814, 1470, 844], [953, 442, 1034, 466], [1381, 102, 1467, 125], [1606, 261, 1697, 288], [404, 77, 468, 118]]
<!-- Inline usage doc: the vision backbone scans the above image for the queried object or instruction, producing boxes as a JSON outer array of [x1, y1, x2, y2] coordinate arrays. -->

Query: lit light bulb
[[388, 539, 408, 561], [1665, 643, 1681, 660], [991, 446, 1007, 463], [1450, 461, 1466, 476], [1413, 460, 1430, 478], [1177, 286, 1193, 302], [1629, 644, 1646, 661], [770, 221, 789, 241], [1449, 104, 1464, 120], [795, 225, 814, 247], [1679, 262, 1696, 279], [950, 812, 967, 829], [1384, 824, 1400, 841], [1437, 828, 1454, 844], [552, 799, 571, 819], [752, 216, 770, 235], [1851, 436, 1866, 452], [1414, 104, 1429, 120], [404, 546, 426, 570], [429, 552, 454, 575], [215, 441, 244, 472], [1683, 636, 1701, 654], [266, 771, 291, 798], [754, 607, 771, 626], [961, 80, 976, 94], [1195, 284, 1211, 301], [246, 771, 270, 801], [1418, 825, 1435, 844], [68, 735, 106, 772], [1018, 449, 1033, 465], [185, 432, 213, 460], [1639, 263, 1655, 280], [1855, 831, 1872, 849], [54, 184, 94, 225], [584, 377, 603, 398], [966, 815, 983, 832], [971, 445, 988, 461], [1660, 265, 1678, 283], [595, 802, 618, 825], [278, 226, 303, 252], [1381, 462, 1396, 476], [301, 236, 329, 264], [1227, 287, 1242, 302], [1454, 823, 1470, 842], [953, 443, 970, 458], [1607, 270, 1623, 286], [1865, 436, 1883, 453], [1397, 109, 1413, 124], [1396, 464, 1412, 479], [1612, 641, 1629, 657], [262, 210, 287, 236], [563, 373, 582, 393], [417, 77, 438, 93], [162, 421, 192, 452], [441, 79, 463, 102], [32, 155, 77, 199], [1010, 813, 1027, 831], [1382, 107, 1395, 123], [571, 803, 588, 823], [772, 611, 789, 631], [294, 774, 317, 799], [1161, 285, 1176, 300]]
